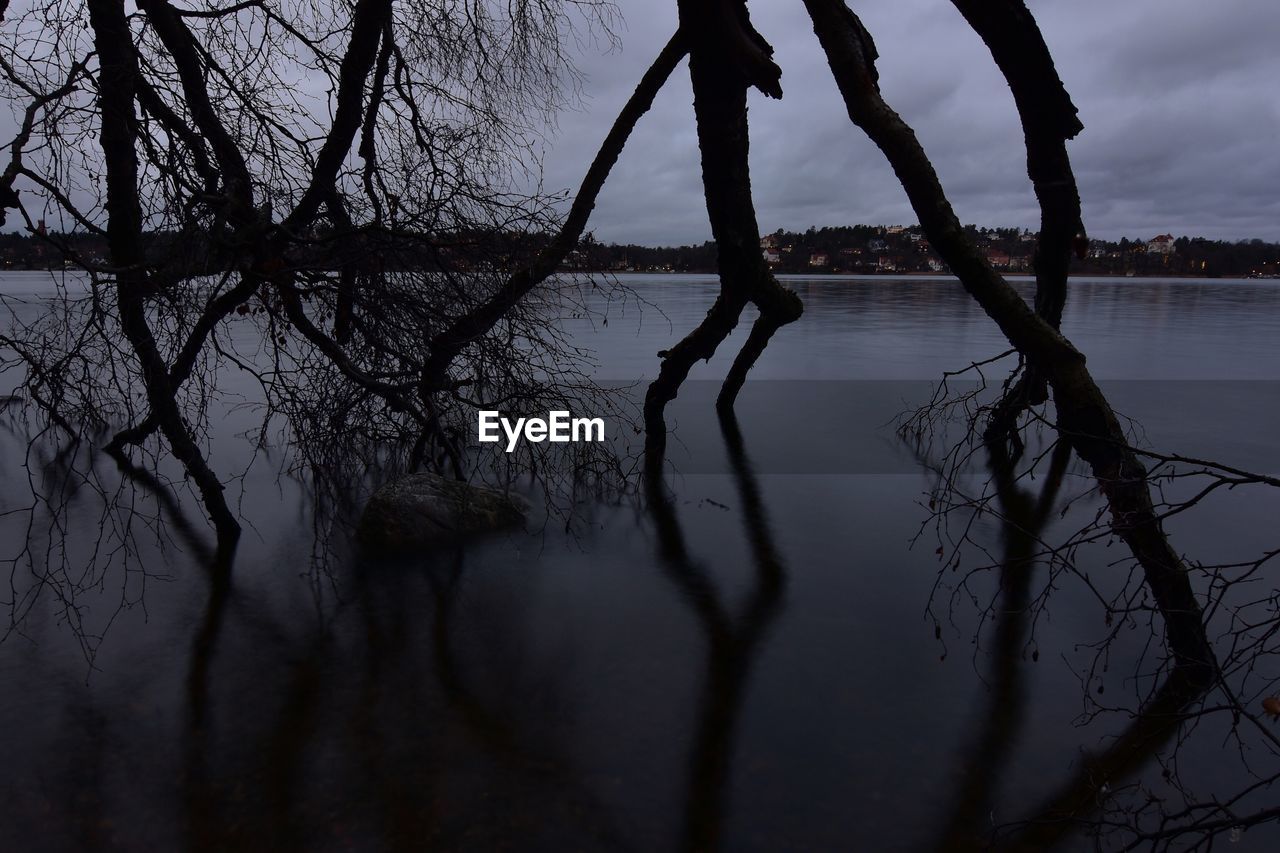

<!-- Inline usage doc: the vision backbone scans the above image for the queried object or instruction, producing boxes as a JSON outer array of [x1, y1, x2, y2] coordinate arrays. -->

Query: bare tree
[[2, 2, 1277, 842], [0, 0, 660, 557]]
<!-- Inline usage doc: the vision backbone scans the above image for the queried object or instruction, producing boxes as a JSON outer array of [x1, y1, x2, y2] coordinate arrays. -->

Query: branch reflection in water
[[645, 410, 788, 852], [177, 525, 632, 850], [3, 354, 1279, 850]]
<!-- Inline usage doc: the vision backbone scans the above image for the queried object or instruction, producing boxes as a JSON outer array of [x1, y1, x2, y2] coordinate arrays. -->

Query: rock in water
[[358, 473, 529, 551]]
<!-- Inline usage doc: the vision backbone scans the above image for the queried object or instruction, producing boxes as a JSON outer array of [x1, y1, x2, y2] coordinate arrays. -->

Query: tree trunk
[[89, 0, 242, 548], [803, 0, 1214, 674], [645, 3, 801, 450]]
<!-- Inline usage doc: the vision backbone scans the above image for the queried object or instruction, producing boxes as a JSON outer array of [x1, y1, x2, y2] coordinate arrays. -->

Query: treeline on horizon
[[3, 223, 1278, 279], [0, 226, 549, 277]]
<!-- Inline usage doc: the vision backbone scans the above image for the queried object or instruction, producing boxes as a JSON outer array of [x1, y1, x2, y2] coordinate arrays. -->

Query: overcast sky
[[538, 0, 1280, 246]]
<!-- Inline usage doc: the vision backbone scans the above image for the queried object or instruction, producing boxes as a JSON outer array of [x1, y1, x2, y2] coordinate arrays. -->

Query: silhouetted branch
[[419, 30, 688, 392]]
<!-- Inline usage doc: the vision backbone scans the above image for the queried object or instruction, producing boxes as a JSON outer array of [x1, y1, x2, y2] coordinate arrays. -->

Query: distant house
[[763, 248, 781, 264], [885, 225, 905, 234], [985, 248, 1011, 268], [927, 258, 947, 272], [868, 238, 888, 252], [877, 255, 898, 271], [761, 233, 779, 249], [1147, 234, 1176, 255], [809, 252, 829, 267]]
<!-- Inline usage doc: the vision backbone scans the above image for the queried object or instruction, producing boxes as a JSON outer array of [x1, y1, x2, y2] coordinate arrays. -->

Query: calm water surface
[[1, 272, 1278, 851]]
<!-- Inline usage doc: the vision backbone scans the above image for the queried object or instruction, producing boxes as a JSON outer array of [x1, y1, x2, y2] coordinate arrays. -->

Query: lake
[[2, 272, 1278, 851]]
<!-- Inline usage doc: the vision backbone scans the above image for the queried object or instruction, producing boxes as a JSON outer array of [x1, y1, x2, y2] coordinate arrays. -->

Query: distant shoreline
[[1, 267, 1273, 282], [574, 269, 1271, 281]]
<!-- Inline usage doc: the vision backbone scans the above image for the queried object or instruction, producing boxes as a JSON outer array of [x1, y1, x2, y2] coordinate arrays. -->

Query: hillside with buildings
[[584, 225, 1280, 278]]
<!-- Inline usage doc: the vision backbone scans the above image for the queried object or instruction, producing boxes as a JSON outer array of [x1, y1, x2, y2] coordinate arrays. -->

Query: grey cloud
[[5, 0, 1269, 244], [541, 0, 1280, 245]]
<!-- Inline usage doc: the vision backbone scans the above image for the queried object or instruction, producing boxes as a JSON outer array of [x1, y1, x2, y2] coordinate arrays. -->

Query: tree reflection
[[994, 663, 1210, 851], [929, 438, 1071, 850], [645, 410, 787, 851], [170, 536, 636, 851], [908, 408, 1280, 850]]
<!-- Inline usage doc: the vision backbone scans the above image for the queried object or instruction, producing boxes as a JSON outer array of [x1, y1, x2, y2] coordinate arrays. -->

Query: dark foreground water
[[2, 272, 1279, 851]]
